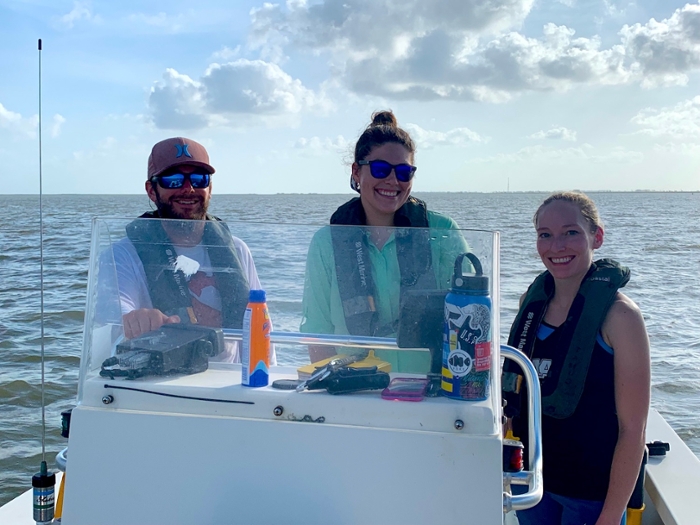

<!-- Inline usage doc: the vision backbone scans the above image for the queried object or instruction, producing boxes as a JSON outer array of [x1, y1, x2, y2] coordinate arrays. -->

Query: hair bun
[[370, 110, 397, 128]]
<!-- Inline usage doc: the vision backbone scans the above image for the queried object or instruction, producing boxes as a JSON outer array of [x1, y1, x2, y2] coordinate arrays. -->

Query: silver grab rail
[[501, 344, 543, 513], [222, 329, 406, 351], [56, 446, 68, 472]]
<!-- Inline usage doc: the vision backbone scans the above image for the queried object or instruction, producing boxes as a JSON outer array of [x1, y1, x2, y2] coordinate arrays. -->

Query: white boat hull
[[61, 365, 503, 525]]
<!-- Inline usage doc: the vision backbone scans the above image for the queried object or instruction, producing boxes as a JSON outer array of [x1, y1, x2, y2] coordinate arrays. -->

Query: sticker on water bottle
[[447, 349, 473, 377], [455, 303, 490, 345], [474, 341, 491, 372]]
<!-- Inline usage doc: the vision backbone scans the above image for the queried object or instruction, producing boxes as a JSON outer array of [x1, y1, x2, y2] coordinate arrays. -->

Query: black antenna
[[32, 37, 56, 525], [38, 36, 45, 466]]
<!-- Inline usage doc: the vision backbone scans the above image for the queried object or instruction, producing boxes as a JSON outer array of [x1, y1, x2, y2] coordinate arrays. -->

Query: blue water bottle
[[441, 252, 492, 401]]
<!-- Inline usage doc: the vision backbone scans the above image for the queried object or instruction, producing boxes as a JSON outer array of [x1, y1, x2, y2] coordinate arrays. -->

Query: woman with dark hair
[[300, 110, 466, 373], [503, 191, 650, 525]]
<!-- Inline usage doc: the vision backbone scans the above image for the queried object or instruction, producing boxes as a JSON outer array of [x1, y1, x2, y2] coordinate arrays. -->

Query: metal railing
[[501, 344, 543, 512], [223, 328, 407, 351]]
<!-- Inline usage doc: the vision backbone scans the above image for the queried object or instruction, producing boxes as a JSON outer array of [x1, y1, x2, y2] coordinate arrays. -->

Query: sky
[[2, 0, 700, 194]]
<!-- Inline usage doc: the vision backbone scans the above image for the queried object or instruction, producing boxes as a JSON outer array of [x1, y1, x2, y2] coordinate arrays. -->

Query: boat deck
[[643, 408, 700, 525]]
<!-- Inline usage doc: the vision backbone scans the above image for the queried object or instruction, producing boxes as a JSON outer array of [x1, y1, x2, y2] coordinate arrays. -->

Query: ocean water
[[0, 191, 698, 506]]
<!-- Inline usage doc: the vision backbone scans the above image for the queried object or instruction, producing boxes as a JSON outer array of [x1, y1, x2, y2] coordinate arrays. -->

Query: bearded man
[[112, 137, 272, 363]]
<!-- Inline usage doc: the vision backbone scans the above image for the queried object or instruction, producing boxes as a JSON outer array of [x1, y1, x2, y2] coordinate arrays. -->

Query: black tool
[[296, 353, 366, 392], [325, 366, 391, 395]]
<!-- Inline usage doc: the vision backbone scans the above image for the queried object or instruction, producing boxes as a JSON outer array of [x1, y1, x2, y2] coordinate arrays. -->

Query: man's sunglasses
[[358, 160, 417, 182], [151, 171, 212, 189]]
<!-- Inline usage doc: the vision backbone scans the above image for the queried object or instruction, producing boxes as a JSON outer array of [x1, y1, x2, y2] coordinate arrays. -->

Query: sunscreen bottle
[[241, 289, 271, 387]]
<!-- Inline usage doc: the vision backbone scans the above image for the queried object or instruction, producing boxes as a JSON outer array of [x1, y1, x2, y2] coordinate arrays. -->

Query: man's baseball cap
[[147, 137, 216, 179]]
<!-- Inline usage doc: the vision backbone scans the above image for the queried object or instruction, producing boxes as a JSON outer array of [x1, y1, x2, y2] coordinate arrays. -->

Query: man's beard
[[154, 190, 208, 221]]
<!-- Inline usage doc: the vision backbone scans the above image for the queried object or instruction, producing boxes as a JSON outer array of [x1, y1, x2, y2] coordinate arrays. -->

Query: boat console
[[60, 218, 542, 525]]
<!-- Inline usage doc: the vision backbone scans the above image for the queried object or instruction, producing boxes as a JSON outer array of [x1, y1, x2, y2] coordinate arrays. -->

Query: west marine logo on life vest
[[355, 241, 367, 288], [517, 311, 535, 351], [175, 144, 192, 158]]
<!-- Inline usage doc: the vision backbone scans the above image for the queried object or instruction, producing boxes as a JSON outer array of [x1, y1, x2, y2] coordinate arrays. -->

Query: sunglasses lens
[[189, 174, 210, 188], [394, 165, 416, 182], [368, 161, 392, 179], [159, 174, 185, 188]]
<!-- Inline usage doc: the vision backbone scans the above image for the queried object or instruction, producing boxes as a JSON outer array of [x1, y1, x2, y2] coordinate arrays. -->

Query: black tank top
[[517, 323, 618, 501]]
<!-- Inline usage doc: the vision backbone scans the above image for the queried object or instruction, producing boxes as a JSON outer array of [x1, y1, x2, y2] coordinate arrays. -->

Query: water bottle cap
[[248, 289, 266, 303], [451, 253, 489, 293]]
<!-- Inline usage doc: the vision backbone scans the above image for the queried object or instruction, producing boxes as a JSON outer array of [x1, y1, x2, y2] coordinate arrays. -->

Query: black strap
[[507, 273, 553, 356]]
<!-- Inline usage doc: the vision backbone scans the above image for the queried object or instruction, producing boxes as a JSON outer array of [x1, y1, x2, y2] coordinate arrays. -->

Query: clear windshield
[[79, 217, 500, 409]]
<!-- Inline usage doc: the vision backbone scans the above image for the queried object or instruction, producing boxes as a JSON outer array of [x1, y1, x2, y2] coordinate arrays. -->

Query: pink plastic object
[[381, 377, 429, 401]]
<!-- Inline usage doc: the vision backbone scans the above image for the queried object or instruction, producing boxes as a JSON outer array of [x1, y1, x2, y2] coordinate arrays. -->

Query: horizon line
[[3, 189, 699, 197]]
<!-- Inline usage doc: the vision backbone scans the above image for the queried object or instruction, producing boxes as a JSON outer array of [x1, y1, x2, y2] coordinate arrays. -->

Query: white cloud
[[125, 11, 198, 33], [244, 0, 700, 101], [56, 1, 101, 29], [653, 142, 700, 155], [249, 0, 535, 63], [557, 0, 575, 7], [339, 23, 631, 101], [593, 146, 644, 163], [294, 135, 350, 155], [631, 96, 700, 138], [0, 103, 38, 138], [99, 137, 117, 149], [106, 112, 147, 123], [149, 69, 208, 130], [620, 3, 700, 88], [211, 46, 241, 61], [528, 126, 577, 141], [602, 0, 631, 19], [0, 103, 23, 126], [51, 114, 66, 138], [405, 123, 488, 148], [204, 60, 324, 114], [293, 124, 487, 156], [71, 137, 120, 163], [148, 60, 331, 130], [469, 144, 642, 164], [128, 12, 170, 26], [248, 0, 538, 101], [470, 144, 587, 163]]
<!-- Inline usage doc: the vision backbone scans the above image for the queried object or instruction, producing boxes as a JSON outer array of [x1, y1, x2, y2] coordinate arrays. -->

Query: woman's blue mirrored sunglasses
[[151, 171, 211, 189], [358, 160, 417, 182]]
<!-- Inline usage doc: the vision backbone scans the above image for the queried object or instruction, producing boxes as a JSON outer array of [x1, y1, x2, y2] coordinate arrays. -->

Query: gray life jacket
[[126, 212, 250, 329]]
